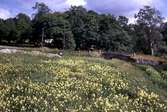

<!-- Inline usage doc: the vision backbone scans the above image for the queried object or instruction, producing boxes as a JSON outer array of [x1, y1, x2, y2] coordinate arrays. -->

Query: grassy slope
[[77, 57, 167, 99], [107, 59, 167, 99], [0, 53, 166, 111], [1, 53, 166, 99]]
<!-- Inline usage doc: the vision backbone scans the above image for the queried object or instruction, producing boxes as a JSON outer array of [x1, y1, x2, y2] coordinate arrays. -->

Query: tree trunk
[[150, 42, 154, 56], [151, 47, 154, 56]]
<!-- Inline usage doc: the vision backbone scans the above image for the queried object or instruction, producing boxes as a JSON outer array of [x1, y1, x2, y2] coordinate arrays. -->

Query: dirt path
[[0, 45, 62, 58]]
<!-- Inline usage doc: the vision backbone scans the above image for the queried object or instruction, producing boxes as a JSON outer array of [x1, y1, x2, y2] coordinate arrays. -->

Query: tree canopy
[[135, 6, 164, 55], [0, 3, 167, 54]]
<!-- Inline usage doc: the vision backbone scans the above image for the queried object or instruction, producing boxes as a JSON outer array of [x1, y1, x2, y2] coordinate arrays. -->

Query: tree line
[[0, 2, 167, 55]]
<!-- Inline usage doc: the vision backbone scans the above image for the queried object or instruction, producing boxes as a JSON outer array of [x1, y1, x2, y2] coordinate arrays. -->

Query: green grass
[[0, 53, 166, 111]]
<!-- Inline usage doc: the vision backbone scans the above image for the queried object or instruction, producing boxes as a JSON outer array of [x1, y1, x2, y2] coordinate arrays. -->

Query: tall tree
[[99, 14, 132, 52], [117, 16, 129, 28], [32, 2, 51, 46], [45, 12, 75, 49], [15, 13, 32, 43], [2, 18, 17, 43], [135, 6, 163, 55], [161, 22, 167, 45], [67, 7, 101, 50], [82, 10, 100, 49], [33, 2, 51, 16], [160, 22, 167, 53], [0, 19, 5, 43], [66, 6, 88, 50]]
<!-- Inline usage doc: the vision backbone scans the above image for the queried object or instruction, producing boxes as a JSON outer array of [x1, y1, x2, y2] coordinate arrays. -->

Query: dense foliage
[[0, 53, 166, 111], [0, 2, 167, 54]]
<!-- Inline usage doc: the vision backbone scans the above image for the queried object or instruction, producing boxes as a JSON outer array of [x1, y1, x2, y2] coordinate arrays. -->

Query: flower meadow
[[0, 54, 166, 112]]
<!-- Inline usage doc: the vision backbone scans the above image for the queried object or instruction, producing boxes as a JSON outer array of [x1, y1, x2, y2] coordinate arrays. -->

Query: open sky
[[0, 0, 167, 22]]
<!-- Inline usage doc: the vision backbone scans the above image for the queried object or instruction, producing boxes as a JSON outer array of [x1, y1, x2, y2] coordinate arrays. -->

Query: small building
[[44, 39, 54, 44]]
